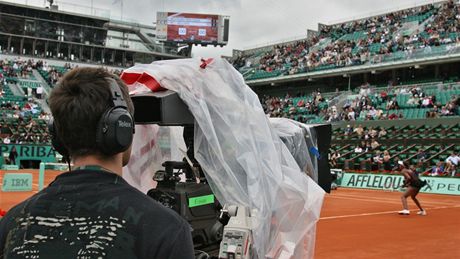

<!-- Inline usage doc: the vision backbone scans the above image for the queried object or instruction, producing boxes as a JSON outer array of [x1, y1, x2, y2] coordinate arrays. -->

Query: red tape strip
[[121, 72, 165, 92]]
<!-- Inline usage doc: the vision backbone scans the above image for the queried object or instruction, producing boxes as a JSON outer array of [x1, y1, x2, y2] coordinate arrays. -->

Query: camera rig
[[132, 93, 224, 252], [130, 91, 332, 258]]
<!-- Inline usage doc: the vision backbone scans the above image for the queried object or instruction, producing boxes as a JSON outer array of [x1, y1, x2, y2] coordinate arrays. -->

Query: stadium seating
[[0, 58, 127, 149], [262, 75, 459, 177], [262, 79, 460, 124], [38, 66, 70, 87], [330, 123, 460, 176], [230, 1, 460, 81], [0, 60, 49, 145]]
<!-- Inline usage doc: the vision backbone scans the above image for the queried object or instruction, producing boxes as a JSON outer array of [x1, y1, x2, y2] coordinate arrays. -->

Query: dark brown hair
[[48, 67, 134, 158]]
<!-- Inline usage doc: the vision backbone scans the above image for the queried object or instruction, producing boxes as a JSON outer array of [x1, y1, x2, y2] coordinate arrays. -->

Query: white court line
[[330, 194, 454, 207], [328, 193, 458, 206], [320, 205, 460, 220], [329, 195, 441, 209], [328, 195, 402, 205], [331, 193, 456, 206]]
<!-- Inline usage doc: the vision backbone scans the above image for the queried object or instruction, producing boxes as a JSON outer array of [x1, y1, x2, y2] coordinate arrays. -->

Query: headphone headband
[[107, 78, 128, 109]]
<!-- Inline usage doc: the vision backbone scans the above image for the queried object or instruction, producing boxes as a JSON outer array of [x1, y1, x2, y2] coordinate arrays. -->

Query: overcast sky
[[8, 0, 439, 57]]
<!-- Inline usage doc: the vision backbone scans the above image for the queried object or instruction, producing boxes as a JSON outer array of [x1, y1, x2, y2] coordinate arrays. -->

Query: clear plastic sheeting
[[122, 124, 161, 193], [122, 58, 325, 259], [123, 125, 185, 193], [269, 118, 319, 183]]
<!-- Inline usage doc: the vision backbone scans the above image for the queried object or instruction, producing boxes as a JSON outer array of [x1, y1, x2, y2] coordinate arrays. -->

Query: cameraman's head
[[48, 67, 134, 169]]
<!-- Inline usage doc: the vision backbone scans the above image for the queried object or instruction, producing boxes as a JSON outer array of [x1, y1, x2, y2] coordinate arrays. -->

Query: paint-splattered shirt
[[0, 169, 194, 259]]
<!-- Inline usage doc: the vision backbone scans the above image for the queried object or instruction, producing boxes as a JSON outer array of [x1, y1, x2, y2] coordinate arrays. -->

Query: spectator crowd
[[232, 1, 460, 78], [260, 79, 460, 124], [330, 123, 459, 177], [0, 57, 125, 150]]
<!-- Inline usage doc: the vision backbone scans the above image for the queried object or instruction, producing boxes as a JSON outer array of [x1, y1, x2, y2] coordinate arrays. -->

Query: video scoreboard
[[156, 12, 230, 46]]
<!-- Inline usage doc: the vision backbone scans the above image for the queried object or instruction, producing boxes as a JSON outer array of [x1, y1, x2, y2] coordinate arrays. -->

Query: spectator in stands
[[365, 141, 372, 152], [24, 119, 35, 132], [383, 150, 392, 171], [354, 146, 363, 153], [3, 136, 10, 144], [446, 101, 458, 116], [410, 87, 422, 98], [421, 96, 434, 108], [330, 151, 341, 168], [454, 95, 460, 106], [375, 108, 384, 120], [380, 90, 389, 102], [346, 107, 356, 121], [8, 146, 18, 165], [296, 98, 305, 107], [363, 130, 371, 140], [354, 124, 364, 137], [368, 107, 377, 120], [445, 152, 459, 173], [372, 151, 383, 170], [387, 98, 399, 110], [416, 149, 428, 163], [344, 125, 353, 135], [369, 127, 379, 138], [440, 106, 452, 116], [36, 85, 43, 99], [407, 94, 420, 106], [427, 105, 440, 118], [430, 162, 444, 176], [371, 139, 380, 150], [378, 128, 387, 138], [38, 111, 50, 120], [288, 106, 296, 115], [445, 162, 457, 176], [388, 111, 399, 120]]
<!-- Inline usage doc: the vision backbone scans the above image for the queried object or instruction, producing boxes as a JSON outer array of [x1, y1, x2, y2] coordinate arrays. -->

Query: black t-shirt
[[0, 169, 194, 259]]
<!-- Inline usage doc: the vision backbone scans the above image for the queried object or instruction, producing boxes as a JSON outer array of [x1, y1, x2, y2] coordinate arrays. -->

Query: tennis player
[[398, 161, 427, 216]]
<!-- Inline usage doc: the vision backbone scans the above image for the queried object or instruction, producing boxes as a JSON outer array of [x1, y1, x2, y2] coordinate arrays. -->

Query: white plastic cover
[[122, 58, 325, 258], [269, 118, 319, 183], [122, 124, 160, 193], [123, 125, 185, 193]]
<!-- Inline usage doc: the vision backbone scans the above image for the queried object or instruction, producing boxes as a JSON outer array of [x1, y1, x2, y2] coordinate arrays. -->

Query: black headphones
[[48, 78, 134, 160]]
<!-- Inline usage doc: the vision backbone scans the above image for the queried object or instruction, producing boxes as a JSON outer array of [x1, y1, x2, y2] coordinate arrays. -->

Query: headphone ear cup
[[96, 109, 112, 155], [96, 108, 133, 155], [48, 118, 70, 161]]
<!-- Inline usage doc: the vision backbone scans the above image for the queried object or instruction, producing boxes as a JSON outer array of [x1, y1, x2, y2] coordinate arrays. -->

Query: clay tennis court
[[315, 188, 460, 259], [1, 170, 460, 258], [0, 170, 63, 212]]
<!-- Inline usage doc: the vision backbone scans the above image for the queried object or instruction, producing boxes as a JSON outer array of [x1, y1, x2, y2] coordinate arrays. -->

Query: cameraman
[[0, 68, 194, 258]]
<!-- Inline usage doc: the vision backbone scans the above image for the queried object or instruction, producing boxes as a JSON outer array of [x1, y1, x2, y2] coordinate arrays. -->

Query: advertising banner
[[1, 144, 57, 165], [339, 173, 460, 195]]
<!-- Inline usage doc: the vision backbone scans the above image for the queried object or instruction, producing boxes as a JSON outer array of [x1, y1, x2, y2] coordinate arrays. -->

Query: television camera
[[131, 91, 331, 258], [133, 93, 225, 253]]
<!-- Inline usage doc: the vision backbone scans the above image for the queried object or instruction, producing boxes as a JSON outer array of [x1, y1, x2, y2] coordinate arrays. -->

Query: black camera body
[[147, 162, 223, 249], [132, 92, 223, 250]]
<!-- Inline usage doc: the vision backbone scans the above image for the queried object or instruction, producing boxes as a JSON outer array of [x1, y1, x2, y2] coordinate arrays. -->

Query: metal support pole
[[38, 162, 45, 191]]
